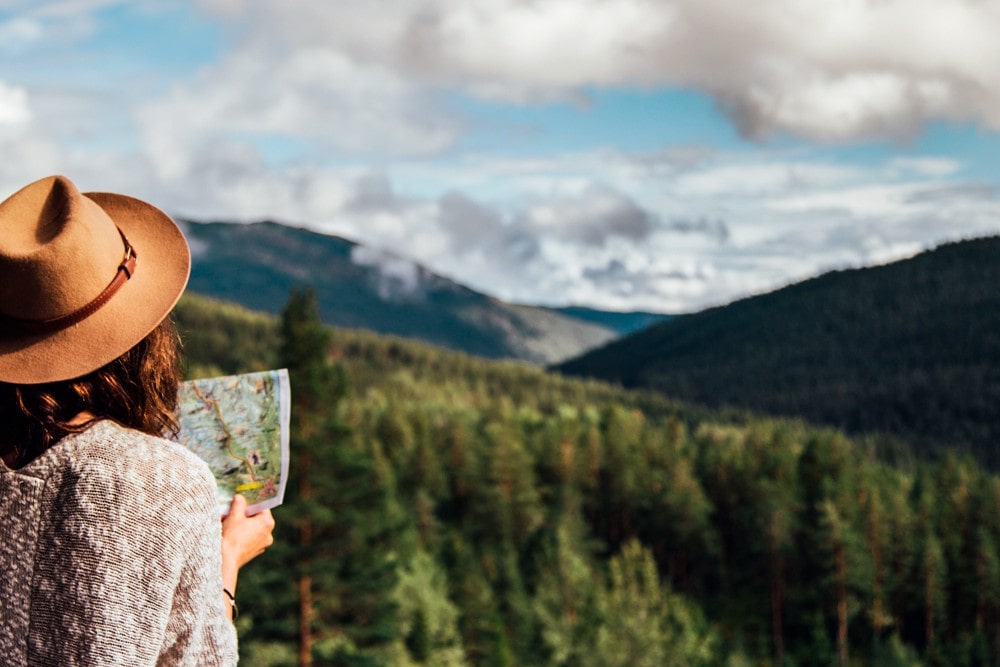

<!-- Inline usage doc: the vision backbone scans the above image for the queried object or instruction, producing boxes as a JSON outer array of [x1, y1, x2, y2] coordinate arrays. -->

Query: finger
[[229, 494, 247, 516]]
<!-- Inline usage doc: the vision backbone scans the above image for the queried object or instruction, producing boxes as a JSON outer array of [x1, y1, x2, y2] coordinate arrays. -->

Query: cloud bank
[[0, 1, 998, 312], [195, 0, 1000, 143]]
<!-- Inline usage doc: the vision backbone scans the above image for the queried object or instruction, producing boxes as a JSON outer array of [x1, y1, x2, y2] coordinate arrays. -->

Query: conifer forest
[[176, 291, 1000, 666]]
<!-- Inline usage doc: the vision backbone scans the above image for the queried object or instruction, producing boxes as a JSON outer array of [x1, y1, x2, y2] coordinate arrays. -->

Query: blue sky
[[2, 0, 999, 312]]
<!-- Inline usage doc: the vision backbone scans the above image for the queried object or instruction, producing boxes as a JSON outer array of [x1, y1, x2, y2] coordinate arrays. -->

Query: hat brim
[[0, 192, 190, 384]]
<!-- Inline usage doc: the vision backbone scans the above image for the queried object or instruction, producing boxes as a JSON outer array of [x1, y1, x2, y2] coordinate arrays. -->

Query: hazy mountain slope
[[551, 305, 673, 335], [556, 236, 1000, 464], [178, 219, 616, 364]]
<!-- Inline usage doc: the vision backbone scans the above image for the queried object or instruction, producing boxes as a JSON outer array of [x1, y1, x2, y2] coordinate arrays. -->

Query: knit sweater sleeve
[[27, 423, 238, 667], [156, 458, 240, 666]]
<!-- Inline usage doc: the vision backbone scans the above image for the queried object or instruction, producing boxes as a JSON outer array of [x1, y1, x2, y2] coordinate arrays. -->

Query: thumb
[[229, 494, 247, 516]]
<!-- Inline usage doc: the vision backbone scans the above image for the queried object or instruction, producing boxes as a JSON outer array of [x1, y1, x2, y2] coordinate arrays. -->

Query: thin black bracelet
[[223, 587, 238, 621]]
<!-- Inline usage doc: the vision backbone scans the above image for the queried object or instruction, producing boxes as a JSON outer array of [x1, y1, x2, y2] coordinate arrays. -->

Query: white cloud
[[0, 17, 44, 51], [0, 82, 30, 125], [136, 5, 462, 176], [0, 1, 109, 47], [675, 161, 864, 199], [95, 0, 995, 180], [517, 184, 656, 247], [889, 157, 962, 178], [27, 0, 125, 18], [350, 245, 426, 301], [188, 0, 1000, 142]]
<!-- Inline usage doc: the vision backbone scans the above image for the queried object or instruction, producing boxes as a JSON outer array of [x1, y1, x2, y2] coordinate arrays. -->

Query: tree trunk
[[867, 508, 885, 642], [298, 452, 314, 667], [836, 543, 848, 667], [976, 555, 985, 633], [925, 566, 934, 650], [298, 573, 313, 667], [994, 609, 1000, 665], [771, 555, 785, 667]]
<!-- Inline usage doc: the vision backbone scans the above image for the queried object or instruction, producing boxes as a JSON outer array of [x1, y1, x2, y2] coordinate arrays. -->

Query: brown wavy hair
[[0, 317, 182, 468]]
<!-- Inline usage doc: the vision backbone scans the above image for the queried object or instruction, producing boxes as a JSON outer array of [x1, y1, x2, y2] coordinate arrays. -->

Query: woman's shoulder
[[37, 419, 218, 518], [61, 419, 210, 473]]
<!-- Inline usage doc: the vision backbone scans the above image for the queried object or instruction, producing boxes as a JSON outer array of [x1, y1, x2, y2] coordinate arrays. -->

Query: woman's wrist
[[221, 551, 239, 592], [222, 587, 238, 621]]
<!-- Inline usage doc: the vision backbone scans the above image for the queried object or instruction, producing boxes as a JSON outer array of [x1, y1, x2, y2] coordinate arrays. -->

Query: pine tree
[[392, 549, 468, 666], [859, 468, 893, 652], [479, 420, 543, 550], [280, 287, 401, 666], [445, 535, 511, 666], [531, 511, 601, 666], [796, 433, 871, 667], [588, 540, 717, 667], [910, 469, 947, 655], [280, 286, 346, 667]]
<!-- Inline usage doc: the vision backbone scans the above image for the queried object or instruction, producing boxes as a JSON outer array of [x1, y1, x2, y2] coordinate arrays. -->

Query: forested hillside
[[174, 292, 1000, 666], [557, 235, 1000, 467]]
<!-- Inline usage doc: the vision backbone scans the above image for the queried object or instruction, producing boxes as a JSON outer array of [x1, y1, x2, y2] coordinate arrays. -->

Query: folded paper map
[[175, 369, 290, 516]]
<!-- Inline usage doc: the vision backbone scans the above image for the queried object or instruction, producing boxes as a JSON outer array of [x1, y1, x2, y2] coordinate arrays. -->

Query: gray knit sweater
[[0, 420, 238, 666]]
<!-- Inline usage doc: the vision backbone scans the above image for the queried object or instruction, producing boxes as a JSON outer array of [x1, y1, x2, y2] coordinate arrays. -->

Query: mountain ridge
[[555, 234, 1000, 464], [177, 219, 670, 364]]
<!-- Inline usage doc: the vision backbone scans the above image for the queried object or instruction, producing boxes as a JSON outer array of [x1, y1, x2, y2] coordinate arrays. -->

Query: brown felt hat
[[0, 175, 190, 384]]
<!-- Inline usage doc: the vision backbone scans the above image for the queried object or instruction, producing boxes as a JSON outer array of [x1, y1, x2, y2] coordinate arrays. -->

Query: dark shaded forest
[[176, 290, 1000, 666], [556, 235, 1000, 468]]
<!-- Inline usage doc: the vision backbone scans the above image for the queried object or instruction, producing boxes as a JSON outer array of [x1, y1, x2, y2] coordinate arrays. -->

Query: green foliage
[[588, 540, 717, 667], [177, 288, 1000, 666], [173, 293, 279, 377], [392, 550, 468, 666], [531, 517, 600, 665]]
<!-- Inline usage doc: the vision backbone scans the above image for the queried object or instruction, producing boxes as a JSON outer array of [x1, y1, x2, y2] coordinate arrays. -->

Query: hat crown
[[0, 175, 126, 321], [0, 175, 189, 384]]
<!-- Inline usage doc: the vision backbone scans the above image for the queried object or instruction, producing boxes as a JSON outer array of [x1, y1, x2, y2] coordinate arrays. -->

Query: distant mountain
[[177, 219, 623, 364], [551, 306, 673, 336], [556, 236, 1000, 465]]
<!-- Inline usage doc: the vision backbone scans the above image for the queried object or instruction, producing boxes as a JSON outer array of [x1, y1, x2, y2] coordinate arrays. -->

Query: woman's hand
[[219, 494, 275, 618], [221, 495, 275, 569]]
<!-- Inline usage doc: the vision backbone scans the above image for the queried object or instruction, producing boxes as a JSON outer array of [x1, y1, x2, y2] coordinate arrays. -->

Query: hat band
[[0, 229, 138, 336]]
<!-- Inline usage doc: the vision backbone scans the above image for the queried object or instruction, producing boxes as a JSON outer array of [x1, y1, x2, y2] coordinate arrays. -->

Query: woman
[[0, 175, 274, 665]]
